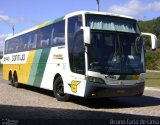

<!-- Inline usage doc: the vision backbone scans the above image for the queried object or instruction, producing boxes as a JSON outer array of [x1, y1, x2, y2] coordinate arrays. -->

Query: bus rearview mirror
[[81, 27, 91, 45], [141, 32, 157, 51]]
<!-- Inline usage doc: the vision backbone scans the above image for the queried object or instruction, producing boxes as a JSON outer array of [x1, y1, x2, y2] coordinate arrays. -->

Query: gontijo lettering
[[12, 54, 25, 61]]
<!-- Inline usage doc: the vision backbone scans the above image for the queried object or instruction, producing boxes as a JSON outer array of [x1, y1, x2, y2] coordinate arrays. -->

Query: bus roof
[[64, 11, 134, 19], [5, 11, 135, 41]]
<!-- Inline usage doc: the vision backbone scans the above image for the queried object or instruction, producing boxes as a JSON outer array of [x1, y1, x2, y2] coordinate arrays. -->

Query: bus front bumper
[[84, 82, 144, 98]]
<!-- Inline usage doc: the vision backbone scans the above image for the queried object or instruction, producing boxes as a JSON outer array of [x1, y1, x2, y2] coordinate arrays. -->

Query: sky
[[0, 0, 160, 50]]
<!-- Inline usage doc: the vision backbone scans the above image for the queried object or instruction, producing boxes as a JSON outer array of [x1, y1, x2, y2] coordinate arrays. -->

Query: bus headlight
[[87, 76, 105, 84]]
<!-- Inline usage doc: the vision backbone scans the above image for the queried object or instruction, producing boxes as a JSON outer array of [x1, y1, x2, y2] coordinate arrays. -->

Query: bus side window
[[37, 26, 51, 49], [19, 37, 24, 52], [24, 44, 28, 50], [13, 38, 20, 53], [33, 33, 37, 49], [41, 32, 50, 48], [37, 31, 43, 48], [28, 35, 32, 49], [27, 32, 37, 50], [41, 38, 49, 48], [51, 28, 55, 46], [5, 41, 9, 54], [16, 46, 19, 52], [51, 21, 65, 47]]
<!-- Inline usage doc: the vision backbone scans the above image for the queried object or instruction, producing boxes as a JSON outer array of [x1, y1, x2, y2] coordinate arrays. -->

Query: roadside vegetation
[[138, 17, 160, 70], [145, 71, 160, 88], [145, 49, 160, 70]]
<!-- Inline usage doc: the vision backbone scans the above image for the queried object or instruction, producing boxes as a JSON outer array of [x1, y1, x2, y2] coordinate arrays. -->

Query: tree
[[138, 17, 160, 70]]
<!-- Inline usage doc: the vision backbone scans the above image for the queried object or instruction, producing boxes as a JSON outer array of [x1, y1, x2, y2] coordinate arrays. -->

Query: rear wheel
[[9, 73, 14, 86], [53, 77, 71, 101], [13, 74, 19, 88]]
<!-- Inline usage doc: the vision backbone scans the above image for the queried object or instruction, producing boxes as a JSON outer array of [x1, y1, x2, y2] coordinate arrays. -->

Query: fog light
[[91, 93, 97, 96]]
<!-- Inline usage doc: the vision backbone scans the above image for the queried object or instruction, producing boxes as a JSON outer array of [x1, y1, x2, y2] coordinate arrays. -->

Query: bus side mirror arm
[[81, 27, 91, 45], [141, 32, 157, 51]]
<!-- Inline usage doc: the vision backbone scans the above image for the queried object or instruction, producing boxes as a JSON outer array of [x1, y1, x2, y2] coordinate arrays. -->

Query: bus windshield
[[86, 14, 140, 33], [86, 15, 145, 74]]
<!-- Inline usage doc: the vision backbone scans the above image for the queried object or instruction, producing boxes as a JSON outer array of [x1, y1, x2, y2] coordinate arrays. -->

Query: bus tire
[[138, 93, 143, 96], [13, 74, 19, 88], [9, 74, 14, 86], [53, 77, 71, 101]]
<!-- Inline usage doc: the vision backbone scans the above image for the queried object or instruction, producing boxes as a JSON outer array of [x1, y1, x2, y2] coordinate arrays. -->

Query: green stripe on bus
[[28, 50, 42, 86], [33, 48, 51, 87]]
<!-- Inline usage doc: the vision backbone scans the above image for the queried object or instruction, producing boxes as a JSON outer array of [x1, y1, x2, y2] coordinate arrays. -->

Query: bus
[[3, 11, 157, 101]]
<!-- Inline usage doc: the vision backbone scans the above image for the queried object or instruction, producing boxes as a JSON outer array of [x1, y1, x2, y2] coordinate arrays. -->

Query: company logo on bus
[[68, 81, 80, 93], [53, 54, 63, 60]]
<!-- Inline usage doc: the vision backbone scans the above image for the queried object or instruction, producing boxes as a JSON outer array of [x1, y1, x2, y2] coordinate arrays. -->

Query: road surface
[[0, 71, 160, 125]]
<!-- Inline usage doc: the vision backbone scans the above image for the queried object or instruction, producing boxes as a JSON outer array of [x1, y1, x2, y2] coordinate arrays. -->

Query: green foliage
[[158, 35, 160, 48], [138, 17, 160, 48], [143, 36, 151, 49], [145, 50, 160, 70], [146, 72, 160, 87], [139, 17, 160, 70]]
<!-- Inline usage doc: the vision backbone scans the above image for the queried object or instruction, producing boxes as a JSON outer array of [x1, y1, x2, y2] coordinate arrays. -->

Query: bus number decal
[[4, 56, 10, 61]]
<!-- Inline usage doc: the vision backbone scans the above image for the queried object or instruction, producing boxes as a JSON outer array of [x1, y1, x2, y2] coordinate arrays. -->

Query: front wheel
[[53, 77, 71, 101]]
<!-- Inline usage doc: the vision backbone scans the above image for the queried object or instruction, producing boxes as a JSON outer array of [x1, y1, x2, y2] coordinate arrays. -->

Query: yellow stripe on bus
[[20, 51, 35, 84], [3, 64, 11, 80], [3, 51, 35, 84]]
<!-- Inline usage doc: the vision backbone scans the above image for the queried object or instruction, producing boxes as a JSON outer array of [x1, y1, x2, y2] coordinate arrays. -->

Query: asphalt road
[[0, 71, 160, 125]]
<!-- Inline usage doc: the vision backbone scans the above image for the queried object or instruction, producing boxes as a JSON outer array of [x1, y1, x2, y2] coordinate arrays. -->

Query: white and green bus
[[3, 11, 157, 101]]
